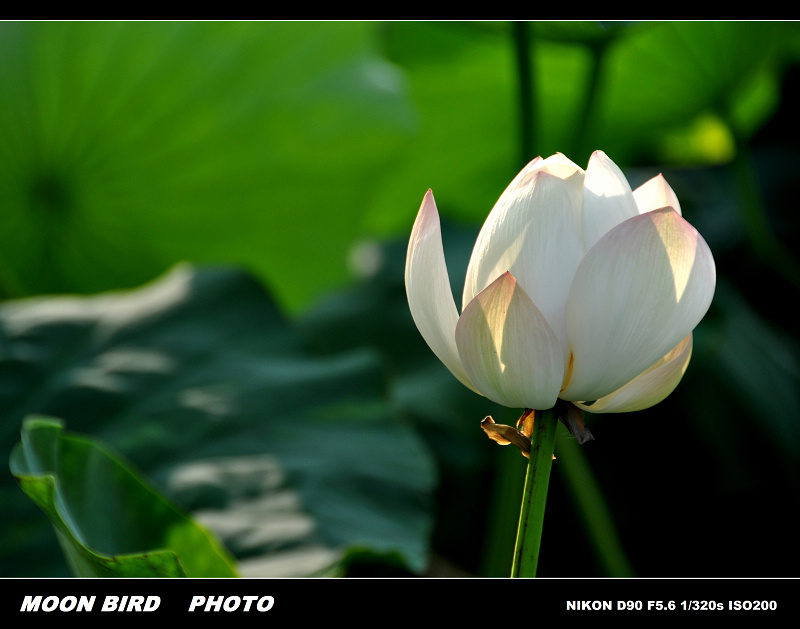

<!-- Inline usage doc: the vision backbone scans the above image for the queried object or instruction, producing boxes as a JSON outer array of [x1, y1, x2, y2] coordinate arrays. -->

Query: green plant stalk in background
[[510, 407, 557, 577], [512, 21, 535, 165], [555, 423, 635, 577]]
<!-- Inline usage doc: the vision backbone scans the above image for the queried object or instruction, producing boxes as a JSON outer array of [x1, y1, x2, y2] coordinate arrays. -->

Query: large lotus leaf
[[365, 21, 792, 233], [589, 21, 787, 157], [0, 265, 436, 577], [10, 417, 238, 577], [0, 21, 415, 310]]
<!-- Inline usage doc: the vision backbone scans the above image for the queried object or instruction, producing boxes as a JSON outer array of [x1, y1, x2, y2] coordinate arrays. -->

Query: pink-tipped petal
[[455, 272, 564, 410], [562, 208, 715, 402], [462, 156, 584, 362], [573, 334, 693, 413], [633, 173, 682, 216], [405, 190, 477, 392]]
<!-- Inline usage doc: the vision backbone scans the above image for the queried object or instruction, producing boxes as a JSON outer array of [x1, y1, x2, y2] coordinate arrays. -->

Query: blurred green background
[[1, 20, 799, 577]]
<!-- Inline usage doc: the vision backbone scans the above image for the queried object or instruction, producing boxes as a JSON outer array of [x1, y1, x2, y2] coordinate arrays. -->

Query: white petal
[[405, 190, 477, 392], [561, 207, 715, 402], [581, 150, 640, 252], [455, 272, 564, 410], [633, 173, 682, 216], [573, 334, 693, 413], [462, 155, 584, 360]]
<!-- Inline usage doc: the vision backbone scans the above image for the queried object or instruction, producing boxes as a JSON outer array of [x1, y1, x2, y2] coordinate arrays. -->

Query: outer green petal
[[455, 272, 563, 410], [405, 190, 477, 392], [573, 334, 693, 413], [581, 150, 640, 252], [562, 207, 715, 402], [462, 155, 584, 361]]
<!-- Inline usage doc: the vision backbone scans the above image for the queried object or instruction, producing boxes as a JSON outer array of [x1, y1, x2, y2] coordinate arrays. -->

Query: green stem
[[511, 407, 558, 577], [511, 21, 535, 165], [573, 40, 608, 159]]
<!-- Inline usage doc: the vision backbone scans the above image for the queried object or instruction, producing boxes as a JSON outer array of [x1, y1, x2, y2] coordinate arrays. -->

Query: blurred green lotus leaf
[[367, 21, 793, 232], [10, 416, 239, 577], [0, 21, 415, 310], [1, 265, 436, 577]]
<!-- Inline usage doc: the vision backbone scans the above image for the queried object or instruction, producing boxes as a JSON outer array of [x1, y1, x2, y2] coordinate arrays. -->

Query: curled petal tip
[[414, 189, 441, 231], [406, 185, 477, 393]]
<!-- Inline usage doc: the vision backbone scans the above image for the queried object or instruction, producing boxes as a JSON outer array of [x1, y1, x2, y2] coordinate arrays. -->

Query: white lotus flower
[[405, 151, 716, 414]]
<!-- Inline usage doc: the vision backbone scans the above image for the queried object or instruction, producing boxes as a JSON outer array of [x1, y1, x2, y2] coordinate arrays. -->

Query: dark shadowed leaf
[[1, 265, 436, 576]]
